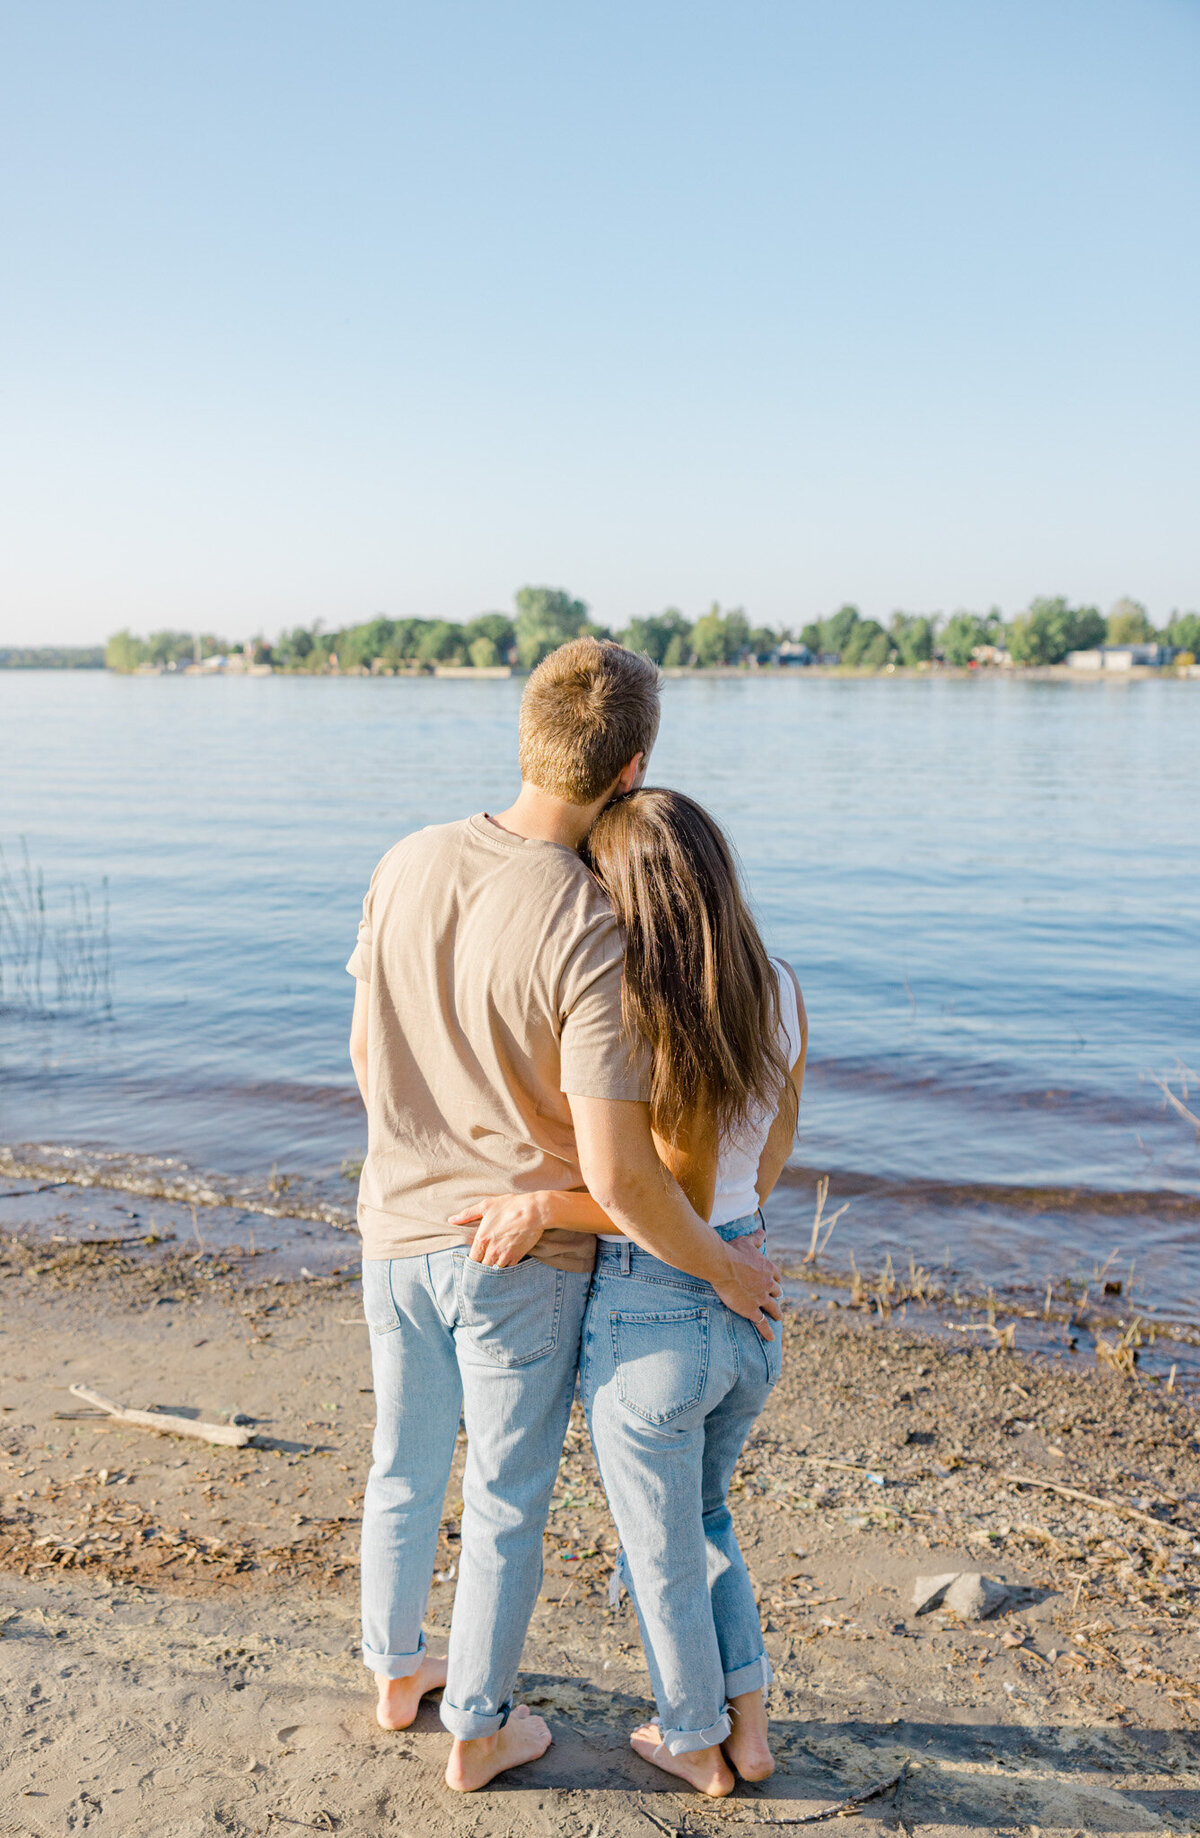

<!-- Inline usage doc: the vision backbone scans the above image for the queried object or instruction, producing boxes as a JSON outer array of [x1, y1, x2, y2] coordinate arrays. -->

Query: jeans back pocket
[[362, 1260, 402, 1334], [455, 1254, 565, 1367], [611, 1307, 709, 1425]]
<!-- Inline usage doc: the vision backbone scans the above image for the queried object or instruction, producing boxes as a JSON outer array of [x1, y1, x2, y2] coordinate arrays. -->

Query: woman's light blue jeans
[[580, 1219, 781, 1754], [361, 1249, 589, 1740]]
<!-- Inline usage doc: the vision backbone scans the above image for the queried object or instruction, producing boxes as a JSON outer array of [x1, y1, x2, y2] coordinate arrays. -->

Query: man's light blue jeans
[[580, 1224, 780, 1754], [361, 1249, 589, 1740]]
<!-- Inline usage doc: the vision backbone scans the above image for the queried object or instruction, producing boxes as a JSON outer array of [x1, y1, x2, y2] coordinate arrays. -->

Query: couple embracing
[[346, 638, 807, 1796]]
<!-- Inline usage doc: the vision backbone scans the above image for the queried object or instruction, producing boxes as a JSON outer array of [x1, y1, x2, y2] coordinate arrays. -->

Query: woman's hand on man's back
[[448, 1193, 553, 1266]]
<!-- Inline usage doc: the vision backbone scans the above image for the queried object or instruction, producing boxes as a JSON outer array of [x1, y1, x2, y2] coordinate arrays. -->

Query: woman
[[453, 789, 806, 1796]]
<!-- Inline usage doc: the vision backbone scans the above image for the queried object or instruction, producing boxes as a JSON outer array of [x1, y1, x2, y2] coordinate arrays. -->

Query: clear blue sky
[[2, 0, 1197, 645]]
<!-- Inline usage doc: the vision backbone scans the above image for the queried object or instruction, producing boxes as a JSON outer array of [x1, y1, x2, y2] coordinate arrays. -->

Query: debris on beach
[[67, 1383, 255, 1448]]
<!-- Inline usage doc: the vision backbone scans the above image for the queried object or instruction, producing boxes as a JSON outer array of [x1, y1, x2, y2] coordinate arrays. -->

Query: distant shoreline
[[5, 661, 1196, 683]]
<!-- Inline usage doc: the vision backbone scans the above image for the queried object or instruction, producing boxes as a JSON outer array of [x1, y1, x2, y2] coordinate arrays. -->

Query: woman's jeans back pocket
[[455, 1254, 565, 1366], [611, 1308, 709, 1424]]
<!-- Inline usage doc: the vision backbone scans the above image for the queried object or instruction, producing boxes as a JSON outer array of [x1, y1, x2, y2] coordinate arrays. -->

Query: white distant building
[[1066, 644, 1170, 670]]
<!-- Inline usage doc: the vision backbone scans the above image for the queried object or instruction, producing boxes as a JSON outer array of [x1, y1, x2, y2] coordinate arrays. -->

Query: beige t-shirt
[[346, 813, 647, 1273]]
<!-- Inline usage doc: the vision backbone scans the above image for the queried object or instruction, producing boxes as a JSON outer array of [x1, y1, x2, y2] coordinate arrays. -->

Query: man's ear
[[613, 752, 645, 797]]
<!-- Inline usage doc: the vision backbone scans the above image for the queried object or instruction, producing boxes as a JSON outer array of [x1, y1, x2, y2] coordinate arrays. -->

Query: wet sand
[[1, 1221, 1198, 1838]]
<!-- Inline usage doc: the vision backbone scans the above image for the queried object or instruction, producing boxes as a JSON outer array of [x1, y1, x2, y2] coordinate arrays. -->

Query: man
[[347, 637, 781, 1791]]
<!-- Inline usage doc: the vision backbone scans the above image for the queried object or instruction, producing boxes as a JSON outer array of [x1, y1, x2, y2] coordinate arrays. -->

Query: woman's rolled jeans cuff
[[726, 1652, 772, 1697], [656, 1710, 733, 1755], [439, 1697, 512, 1740], [363, 1630, 427, 1679]]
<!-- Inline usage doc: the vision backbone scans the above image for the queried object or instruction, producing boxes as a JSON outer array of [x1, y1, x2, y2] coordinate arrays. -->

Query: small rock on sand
[[912, 1572, 960, 1614], [912, 1570, 1010, 1619]]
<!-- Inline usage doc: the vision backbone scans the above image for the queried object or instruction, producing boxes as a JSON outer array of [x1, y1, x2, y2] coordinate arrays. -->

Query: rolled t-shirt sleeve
[[559, 923, 650, 1102], [346, 883, 373, 983]]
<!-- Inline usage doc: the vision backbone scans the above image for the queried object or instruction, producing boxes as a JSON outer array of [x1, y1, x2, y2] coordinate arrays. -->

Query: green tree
[[415, 620, 464, 665], [463, 613, 515, 659], [1007, 598, 1104, 666], [469, 635, 499, 668], [1165, 611, 1200, 653], [662, 633, 689, 667], [689, 609, 725, 667], [379, 619, 427, 665], [843, 620, 890, 668], [619, 609, 692, 664], [798, 623, 823, 654], [105, 629, 145, 672], [748, 626, 779, 659], [274, 623, 316, 667], [688, 604, 750, 666], [146, 629, 198, 666], [514, 586, 590, 668], [1106, 598, 1154, 645], [722, 609, 750, 660], [940, 612, 987, 666], [820, 605, 861, 658], [888, 613, 934, 666], [338, 616, 396, 671]]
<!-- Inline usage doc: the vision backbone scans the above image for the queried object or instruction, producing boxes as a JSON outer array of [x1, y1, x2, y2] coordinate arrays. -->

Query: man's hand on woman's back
[[713, 1238, 783, 1341]]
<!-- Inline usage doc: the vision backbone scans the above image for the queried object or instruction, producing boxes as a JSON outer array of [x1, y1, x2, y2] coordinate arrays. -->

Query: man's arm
[[568, 1093, 781, 1336], [349, 979, 369, 1106]]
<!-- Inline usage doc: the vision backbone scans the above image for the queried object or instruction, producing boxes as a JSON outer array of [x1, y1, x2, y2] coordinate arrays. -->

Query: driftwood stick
[[735, 1764, 908, 1825], [1002, 1472, 1194, 1547], [68, 1383, 254, 1448]]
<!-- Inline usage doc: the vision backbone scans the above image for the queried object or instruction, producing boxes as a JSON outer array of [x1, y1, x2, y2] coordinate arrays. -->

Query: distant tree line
[[101, 587, 1200, 675], [0, 645, 104, 669]]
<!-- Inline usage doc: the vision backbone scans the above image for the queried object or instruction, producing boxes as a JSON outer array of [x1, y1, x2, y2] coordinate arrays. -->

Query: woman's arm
[[448, 1108, 720, 1266], [447, 1186, 612, 1266], [756, 963, 807, 1205]]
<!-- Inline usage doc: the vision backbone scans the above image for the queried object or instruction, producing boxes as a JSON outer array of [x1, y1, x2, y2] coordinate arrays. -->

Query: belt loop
[[620, 1239, 631, 1275]]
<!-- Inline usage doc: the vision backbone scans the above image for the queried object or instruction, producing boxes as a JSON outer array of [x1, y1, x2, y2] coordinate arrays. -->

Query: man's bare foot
[[723, 1687, 774, 1782], [374, 1654, 448, 1730], [445, 1705, 553, 1791], [629, 1724, 735, 1797]]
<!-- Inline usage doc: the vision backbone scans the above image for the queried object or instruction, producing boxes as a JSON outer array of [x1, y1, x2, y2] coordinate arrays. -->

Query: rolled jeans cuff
[[725, 1652, 773, 1698], [439, 1697, 512, 1741], [657, 1711, 732, 1756], [362, 1631, 427, 1678]]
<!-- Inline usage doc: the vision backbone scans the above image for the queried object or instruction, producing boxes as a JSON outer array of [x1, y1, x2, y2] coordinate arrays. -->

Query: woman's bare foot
[[374, 1654, 448, 1730], [629, 1724, 735, 1797], [445, 1705, 553, 1791], [723, 1687, 774, 1782]]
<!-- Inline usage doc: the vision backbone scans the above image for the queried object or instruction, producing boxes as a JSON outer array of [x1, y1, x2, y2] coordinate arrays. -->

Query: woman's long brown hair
[[585, 788, 795, 1148]]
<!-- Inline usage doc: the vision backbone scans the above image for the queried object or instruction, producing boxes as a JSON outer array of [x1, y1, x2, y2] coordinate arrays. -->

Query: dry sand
[[1, 1224, 1198, 1838]]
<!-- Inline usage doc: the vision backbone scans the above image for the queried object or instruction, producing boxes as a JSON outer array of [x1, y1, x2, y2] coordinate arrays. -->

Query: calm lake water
[[2, 670, 1198, 1326]]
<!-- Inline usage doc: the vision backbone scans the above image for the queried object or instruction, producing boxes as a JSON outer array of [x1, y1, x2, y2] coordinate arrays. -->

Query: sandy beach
[[2, 1217, 1198, 1838]]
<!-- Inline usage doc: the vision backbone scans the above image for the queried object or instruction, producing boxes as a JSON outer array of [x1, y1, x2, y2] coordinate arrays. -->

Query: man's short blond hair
[[518, 638, 661, 804]]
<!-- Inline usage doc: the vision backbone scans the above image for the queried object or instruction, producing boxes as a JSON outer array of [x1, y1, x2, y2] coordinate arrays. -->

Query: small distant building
[[773, 642, 814, 667], [1067, 644, 1171, 671], [433, 663, 514, 679]]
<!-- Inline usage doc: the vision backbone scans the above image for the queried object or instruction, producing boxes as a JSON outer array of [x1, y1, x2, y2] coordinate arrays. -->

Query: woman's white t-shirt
[[709, 959, 803, 1230], [601, 958, 802, 1241]]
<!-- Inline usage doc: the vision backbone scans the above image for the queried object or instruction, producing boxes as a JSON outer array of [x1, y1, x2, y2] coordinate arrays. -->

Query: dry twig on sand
[[734, 1763, 910, 1825], [67, 1383, 254, 1448], [1002, 1472, 1194, 1547]]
